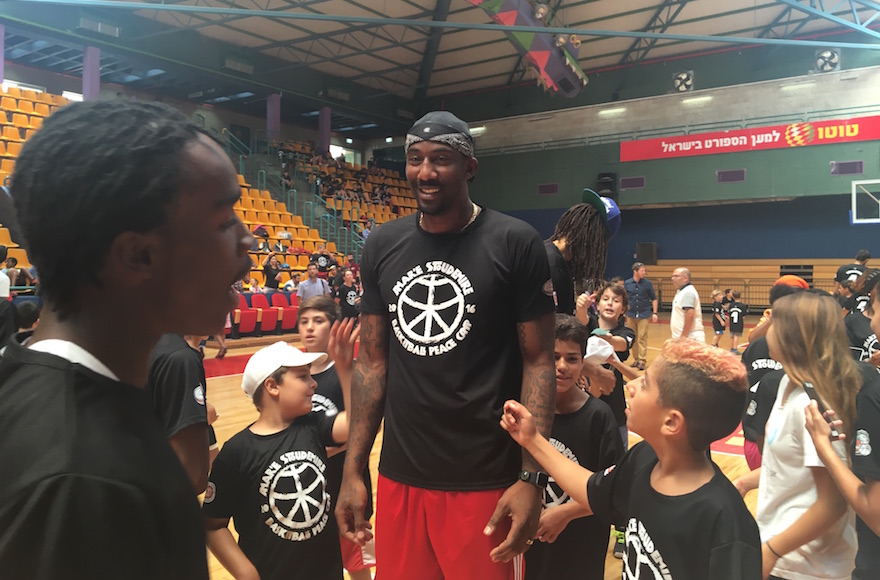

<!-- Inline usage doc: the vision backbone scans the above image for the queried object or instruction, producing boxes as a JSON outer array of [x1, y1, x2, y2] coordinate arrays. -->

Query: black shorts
[[729, 324, 744, 335]]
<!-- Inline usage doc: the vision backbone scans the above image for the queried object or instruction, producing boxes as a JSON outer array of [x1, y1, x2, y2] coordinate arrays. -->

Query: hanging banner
[[619, 115, 880, 162]]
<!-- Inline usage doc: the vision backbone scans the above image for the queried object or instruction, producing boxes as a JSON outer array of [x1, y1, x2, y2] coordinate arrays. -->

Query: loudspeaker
[[636, 242, 657, 265], [596, 172, 617, 203]]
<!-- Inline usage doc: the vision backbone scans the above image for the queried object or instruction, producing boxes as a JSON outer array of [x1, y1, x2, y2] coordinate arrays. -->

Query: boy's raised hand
[[327, 318, 360, 370], [500, 400, 537, 446]]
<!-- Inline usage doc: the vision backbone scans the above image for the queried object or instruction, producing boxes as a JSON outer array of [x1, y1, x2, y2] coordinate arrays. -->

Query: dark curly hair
[[11, 100, 207, 318], [549, 203, 608, 293]]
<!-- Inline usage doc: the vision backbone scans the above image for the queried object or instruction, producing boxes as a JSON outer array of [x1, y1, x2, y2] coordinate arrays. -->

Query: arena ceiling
[[4, 0, 880, 136]]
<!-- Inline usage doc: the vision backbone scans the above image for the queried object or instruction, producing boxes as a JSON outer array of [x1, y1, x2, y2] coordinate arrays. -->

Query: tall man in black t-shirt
[[0, 101, 255, 579], [336, 111, 557, 579]]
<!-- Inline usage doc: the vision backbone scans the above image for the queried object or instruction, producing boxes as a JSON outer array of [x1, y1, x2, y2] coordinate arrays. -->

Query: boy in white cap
[[203, 319, 358, 580]]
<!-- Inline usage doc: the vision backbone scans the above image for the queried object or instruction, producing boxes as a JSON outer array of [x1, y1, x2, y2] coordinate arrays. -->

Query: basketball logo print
[[389, 261, 475, 357], [545, 438, 579, 507], [623, 519, 669, 580], [259, 450, 331, 541], [784, 123, 815, 147]]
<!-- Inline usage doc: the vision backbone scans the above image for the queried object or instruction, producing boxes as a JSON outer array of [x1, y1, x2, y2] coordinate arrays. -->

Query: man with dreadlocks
[[547, 190, 621, 314], [336, 111, 556, 580]]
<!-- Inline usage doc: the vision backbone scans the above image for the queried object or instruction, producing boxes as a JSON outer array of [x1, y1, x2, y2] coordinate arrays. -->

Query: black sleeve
[[708, 541, 762, 580], [510, 227, 555, 323], [0, 476, 167, 580], [313, 410, 343, 447], [853, 371, 880, 481], [203, 443, 241, 520], [586, 441, 655, 524], [745, 371, 783, 438], [612, 323, 635, 361], [149, 352, 207, 439], [599, 413, 626, 468]]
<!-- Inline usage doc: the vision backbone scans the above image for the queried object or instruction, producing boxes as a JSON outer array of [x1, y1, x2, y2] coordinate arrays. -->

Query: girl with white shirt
[[755, 292, 859, 580]]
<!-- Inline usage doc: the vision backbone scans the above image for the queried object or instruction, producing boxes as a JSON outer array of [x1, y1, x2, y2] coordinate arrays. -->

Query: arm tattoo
[[517, 312, 557, 471], [345, 313, 389, 474]]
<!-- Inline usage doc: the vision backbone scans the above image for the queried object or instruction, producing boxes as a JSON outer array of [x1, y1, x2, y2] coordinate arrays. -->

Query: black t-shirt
[[852, 364, 880, 580], [334, 284, 360, 319], [741, 337, 783, 442], [838, 262, 865, 284], [525, 397, 623, 580], [587, 442, 762, 580], [264, 264, 282, 290], [544, 241, 575, 316], [591, 316, 635, 427], [712, 301, 725, 332], [0, 335, 208, 580], [203, 413, 343, 580], [311, 365, 373, 519], [147, 334, 208, 438], [846, 312, 879, 364], [310, 253, 338, 273], [743, 368, 785, 445], [360, 209, 555, 490], [728, 301, 745, 333]]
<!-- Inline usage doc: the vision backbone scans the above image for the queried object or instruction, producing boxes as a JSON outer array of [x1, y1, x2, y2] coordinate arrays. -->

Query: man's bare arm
[[517, 311, 557, 470], [680, 307, 695, 338]]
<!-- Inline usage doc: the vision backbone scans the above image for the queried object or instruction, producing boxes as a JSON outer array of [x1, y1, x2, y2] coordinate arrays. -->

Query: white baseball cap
[[241, 342, 327, 398]]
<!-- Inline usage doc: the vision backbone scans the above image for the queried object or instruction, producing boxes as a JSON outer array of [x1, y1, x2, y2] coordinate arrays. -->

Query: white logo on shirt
[[387, 261, 476, 357], [193, 384, 206, 406], [259, 450, 330, 542], [311, 394, 339, 417], [346, 290, 358, 306], [545, 438, 580, 507], [746, 399, 757, 416], [855, 429, 872, 457], [203, 482, 216, 503], [624, 519, 671, 580]]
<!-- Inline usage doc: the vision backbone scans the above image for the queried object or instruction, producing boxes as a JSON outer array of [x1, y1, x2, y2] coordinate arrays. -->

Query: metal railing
[[653, 277, 837, 313]]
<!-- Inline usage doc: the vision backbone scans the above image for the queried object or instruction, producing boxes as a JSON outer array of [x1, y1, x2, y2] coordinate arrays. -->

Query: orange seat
[[11, 114, 28, 129], [240, 197, 254, 210], [237, 174, 249, 187], [19, 90, 39, 103], [3, 87, 21, 99], [51, 95, 69, 106], [27, 117, 42, 131], [0, 143, 8, 159], [7, 248, 31, 269], [1, 159, 14, 174], [16, 101, 35, 116], [0, 228, 19, 248], [33, 103, 50, 117], [1, 126, 22, 142], [0, 97, 17, 112], [34, 92, 52, 105], [6, 142, 22, 157]]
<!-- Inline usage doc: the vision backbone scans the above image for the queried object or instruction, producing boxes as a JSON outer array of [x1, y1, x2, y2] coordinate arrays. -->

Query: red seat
[[250, 292, 280, 334], [233, 293, 258, 338], [270, 292, 299, 332]]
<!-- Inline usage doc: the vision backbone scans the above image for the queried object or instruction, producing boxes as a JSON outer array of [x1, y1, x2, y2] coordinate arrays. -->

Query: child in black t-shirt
[[711, 289, 726, 347], [525, 314, 623, 580], [204, 320, 358, 580], [299, 296, 374, 580], [501, 339, 761, 580], [728, 291, 745, 353]]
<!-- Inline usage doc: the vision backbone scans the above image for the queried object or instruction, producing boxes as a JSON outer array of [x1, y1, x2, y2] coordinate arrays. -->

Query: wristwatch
[[519, 470, 549, 488]]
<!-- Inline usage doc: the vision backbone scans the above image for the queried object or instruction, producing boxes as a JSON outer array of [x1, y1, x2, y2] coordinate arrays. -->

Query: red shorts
[[339, 534, 375, 573], [744, 439, 762, 470], [376, 474, 523, 580]]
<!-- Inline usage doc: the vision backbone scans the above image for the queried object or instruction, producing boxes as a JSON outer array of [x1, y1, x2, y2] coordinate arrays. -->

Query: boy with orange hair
[[502, 340, 761, 579]]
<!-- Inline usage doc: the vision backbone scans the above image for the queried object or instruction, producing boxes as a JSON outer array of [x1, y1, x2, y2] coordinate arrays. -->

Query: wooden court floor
[[204, 314, 758, 580]]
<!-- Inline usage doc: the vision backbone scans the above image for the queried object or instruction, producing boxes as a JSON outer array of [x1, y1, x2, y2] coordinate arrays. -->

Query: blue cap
[[582, 188, 621, 239]]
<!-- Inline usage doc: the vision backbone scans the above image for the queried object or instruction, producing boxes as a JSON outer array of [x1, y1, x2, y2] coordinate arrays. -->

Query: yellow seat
[[256, 211, 270, 224], [19, 90, 39, 103], [240, 197, 254, 210], [51, 95, 69, 106], [303, 240, 316, 252], [260, 190, 271, 200], [327, 242, 337, 253], [252, 199, 266, 211], [1, 159, 14, 174], [11, 114, 28, 129], [0, 97, 17, 112], [237, 174, 249, 187], [33, 103, 50, 117], [3, 87, 21, 99], [244, 210, 258, 223], [292, 215, 304, 228], [2, 126, 22, 142], [0, 143, 8, 159], [279, 213, 292, 226], [6, 142, 22, 157], [0, 228, 19, 248], [297, 255, 310, 269], [7, 248, 31, 269], [34, 92, 52, 105], [27, 116, 42, 130], [16, 100, 35, 116]]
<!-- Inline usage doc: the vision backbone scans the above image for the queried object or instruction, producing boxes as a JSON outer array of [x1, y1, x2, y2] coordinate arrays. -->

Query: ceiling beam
[[413, 0, 451, 106], [618, 0, 690, 65], [775, 0, 880, 40], [21, 0, 880, 51]]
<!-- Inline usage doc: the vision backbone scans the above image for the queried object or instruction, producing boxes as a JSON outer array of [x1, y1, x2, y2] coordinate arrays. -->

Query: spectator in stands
[[0, 99, 254, 578], [261, 252, 284, 292], [311, 243, 338, 278], [362, 220, 373, 241], [5, 257, 35, 289], [310, 152, 323, 165], [249, 277, 265, 294], [281, 169, 294, 192], [346, 254, 360, 282], [0, 246, 10, 299], [297, 263, 330, 301], [283, 272, 301, 292]]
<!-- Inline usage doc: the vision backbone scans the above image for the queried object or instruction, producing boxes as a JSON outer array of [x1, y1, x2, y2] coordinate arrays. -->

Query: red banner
[[619, 115, 880, 162]]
